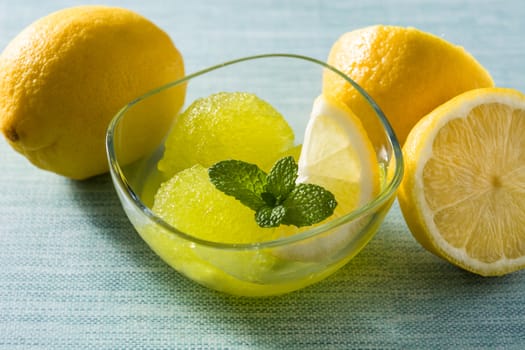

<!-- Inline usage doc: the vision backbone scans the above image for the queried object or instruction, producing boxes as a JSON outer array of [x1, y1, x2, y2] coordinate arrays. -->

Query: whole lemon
[[0, 6, 185, 179], [323, 25, 494, 145]]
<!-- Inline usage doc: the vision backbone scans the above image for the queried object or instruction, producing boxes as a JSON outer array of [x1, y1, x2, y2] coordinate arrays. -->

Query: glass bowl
[[106, 53, 403, 297]]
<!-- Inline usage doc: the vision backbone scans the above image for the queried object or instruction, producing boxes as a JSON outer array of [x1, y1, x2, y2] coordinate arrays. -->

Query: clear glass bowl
[[106, 54, 403, 297]]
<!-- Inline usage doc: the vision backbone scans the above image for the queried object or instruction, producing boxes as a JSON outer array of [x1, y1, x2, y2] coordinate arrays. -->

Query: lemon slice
[[298, 95, 378, 211], [398, 87, 525, 276], [276, 95, 380, 261]]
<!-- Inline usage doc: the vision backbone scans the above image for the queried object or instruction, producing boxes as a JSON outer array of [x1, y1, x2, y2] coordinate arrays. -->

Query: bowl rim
[[106, 53, 404, 251]]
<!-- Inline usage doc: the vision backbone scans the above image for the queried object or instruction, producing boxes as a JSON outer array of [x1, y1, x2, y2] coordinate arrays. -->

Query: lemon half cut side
[[398, 87, 525, 276]]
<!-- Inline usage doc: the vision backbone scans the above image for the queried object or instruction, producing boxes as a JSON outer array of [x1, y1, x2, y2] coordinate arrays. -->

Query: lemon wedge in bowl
[[274, 95, 381, 261], [399, 87, 525, 276], [298, 95, 380, 212]]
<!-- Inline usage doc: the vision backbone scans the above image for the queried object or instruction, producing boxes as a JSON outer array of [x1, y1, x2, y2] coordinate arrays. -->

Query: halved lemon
[[398, 87, 525, 276], [276, 94, 380, 261]]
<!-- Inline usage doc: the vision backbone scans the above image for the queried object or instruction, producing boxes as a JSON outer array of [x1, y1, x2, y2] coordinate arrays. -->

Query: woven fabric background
[[1, 0, 524, 348]]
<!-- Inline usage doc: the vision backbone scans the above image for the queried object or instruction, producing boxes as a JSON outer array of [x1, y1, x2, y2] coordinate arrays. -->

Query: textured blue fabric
[[1, 0, 525, 348]]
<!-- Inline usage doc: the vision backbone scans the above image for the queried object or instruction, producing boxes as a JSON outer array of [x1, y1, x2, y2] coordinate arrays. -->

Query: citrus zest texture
[[398, 87, 525, 276]]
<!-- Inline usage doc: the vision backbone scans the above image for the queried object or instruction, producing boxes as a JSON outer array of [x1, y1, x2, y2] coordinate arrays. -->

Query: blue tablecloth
[[1, 1, 524, 348]]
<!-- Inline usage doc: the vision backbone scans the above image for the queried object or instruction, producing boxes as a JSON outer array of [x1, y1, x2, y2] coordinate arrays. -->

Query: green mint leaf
[[255, 205, 286, 228], [208, 156, 338, 229], [281, 183, 337, 227], [265, 156, 298, 203], [208, 160, 267, 211], [261, 192, 277, 207]]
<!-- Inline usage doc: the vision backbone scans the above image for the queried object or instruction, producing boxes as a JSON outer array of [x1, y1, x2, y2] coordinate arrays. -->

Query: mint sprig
[[208, 156, 337, 228]]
